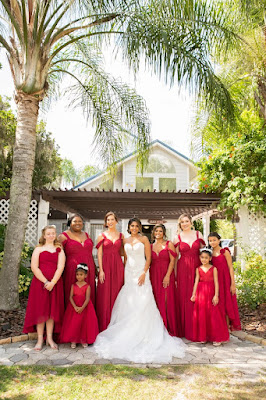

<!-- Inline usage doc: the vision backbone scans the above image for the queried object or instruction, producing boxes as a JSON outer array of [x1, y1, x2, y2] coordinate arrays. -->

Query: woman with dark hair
[[150, 224, 178, 336], [173, 213, 205, 340], [96, 211, 124, 332], [58, 214, 96, 307], [94, 218, 186, 363]]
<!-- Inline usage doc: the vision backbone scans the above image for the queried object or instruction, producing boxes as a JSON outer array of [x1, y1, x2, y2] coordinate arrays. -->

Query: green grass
[[0, 365, 265, 400]]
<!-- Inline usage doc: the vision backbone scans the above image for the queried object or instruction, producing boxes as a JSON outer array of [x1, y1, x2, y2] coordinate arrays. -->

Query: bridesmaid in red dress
[[173, 214, 205, 340], [208, 232, 241, 331], [23, 225, 65, 350], [191, 248, 229, 345], [150, 224, 178, 336], [96, 211, 124, 332], [58, 214, 96, 307], [60, 264, 99, 347]]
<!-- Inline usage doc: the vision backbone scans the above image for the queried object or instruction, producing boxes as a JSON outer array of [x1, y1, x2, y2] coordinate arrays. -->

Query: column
[[37, 196, 50, 239], [202, 212, 210, 244]]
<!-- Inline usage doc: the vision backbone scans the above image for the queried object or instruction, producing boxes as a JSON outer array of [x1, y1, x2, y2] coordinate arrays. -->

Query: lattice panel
[[0, 199, 10, 225], [247, 211, 266, 257], [25, 200, 38, 247], [0, 199, 38, 247]]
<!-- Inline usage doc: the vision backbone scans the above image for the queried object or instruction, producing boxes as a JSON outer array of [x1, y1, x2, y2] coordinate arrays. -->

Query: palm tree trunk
[[0, 92, 39, 310]]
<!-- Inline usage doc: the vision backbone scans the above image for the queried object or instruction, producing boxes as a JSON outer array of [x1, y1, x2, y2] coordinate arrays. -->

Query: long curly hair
[[38, 225, 61, 247]]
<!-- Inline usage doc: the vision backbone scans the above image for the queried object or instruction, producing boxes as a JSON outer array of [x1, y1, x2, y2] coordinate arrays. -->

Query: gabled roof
[[73, 139, 195, 189]]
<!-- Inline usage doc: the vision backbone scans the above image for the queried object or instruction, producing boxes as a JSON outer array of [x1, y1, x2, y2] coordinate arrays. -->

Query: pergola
[[35, 189, 221, 241]]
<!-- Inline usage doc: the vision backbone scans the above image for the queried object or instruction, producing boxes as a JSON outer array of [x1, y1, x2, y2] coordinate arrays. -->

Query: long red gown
[[60, 283, 99, 344], [175, 231, 205, 340], [150, 241, 179, 336], [192, 266, 229, 343], [96, 233, 124, 332], [61, 232, 96, 307], [23, 248, 64, 334], [212, 247, 241, 331]]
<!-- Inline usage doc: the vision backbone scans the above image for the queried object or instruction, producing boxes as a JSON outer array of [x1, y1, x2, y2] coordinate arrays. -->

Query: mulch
[[0, 299, 265, 341]]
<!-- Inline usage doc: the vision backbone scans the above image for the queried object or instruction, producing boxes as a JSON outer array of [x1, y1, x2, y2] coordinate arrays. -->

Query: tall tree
[[0, 0, 238, 310]]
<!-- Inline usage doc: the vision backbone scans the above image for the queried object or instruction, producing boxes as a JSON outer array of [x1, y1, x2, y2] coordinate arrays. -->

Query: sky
[[0, 49, 195, 169]]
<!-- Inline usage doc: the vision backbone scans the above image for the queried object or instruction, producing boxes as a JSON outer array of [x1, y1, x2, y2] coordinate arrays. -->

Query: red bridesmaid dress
[[60, 283, 99, 344], [175, 231, 205, 340], [212, 247, 241, 331], [23, 248, 64, 334], [150, 241, 179, 336], [96, 233, 124, 332], [192, 266, 229, 343], [62, 232, 96, 307]]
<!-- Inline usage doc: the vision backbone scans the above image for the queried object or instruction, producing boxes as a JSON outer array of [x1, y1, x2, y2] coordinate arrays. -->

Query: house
[[48, 139, 200, 248]]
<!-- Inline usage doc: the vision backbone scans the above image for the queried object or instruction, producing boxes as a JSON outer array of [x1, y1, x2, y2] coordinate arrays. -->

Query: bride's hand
[[138, 272, 146, 286], [99, 270, 105, 284]]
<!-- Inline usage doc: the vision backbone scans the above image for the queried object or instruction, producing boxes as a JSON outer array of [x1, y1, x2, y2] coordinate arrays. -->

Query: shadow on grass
[[0, 365, 265, 400]]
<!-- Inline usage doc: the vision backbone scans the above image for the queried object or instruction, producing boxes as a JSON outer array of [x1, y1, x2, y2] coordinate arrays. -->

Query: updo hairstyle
[[67, 213, 85, 228], [177, 213, 194, 233], [104, 211, 119, 228], [151, 224, 167, 242], [127, 217, 142, 234]]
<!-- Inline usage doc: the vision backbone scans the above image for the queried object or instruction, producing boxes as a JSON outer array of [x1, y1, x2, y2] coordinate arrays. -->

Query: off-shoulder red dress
[[212, 247, 241, 331], [60, 283, 99, 344], [192, 266, 229, 343], [150, 241, 179, 336], [23, 248, 64, 334], [96, 233, 124, 332], [61, 232, 96, 307], [175, 231, 205, 340]]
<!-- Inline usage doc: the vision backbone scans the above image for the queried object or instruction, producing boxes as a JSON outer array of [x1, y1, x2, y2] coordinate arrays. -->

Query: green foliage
[[197, 110, 266, 215], [61, 158, 100, 187], [0, 97, 63, 190], [0, 224, 33, 296], [235, 251, 266, 309], [33, 121, 63, 189]]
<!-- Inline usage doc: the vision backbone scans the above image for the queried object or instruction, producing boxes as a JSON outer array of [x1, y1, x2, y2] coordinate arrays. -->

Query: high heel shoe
[[46, 336, 58, 350]]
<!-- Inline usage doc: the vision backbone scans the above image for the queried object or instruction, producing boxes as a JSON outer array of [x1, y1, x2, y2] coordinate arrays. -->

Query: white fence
[[0, 198, 38, 247]]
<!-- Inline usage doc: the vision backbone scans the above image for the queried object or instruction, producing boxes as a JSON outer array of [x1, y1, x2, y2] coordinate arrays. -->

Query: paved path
[[0, 335, 265, 375]]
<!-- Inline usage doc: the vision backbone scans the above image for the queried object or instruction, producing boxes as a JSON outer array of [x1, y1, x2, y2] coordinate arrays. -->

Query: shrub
[[235, 251, 266, 310]]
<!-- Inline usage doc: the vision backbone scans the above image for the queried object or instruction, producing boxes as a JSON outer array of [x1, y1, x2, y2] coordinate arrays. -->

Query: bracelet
[[44, 280, 49, 287], [143, 270, 147, 275], [51, 279, 56, 284]]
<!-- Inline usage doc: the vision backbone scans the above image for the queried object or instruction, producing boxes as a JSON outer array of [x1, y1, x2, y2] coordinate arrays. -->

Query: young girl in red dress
[[150, 224, 178, 336], [60, 263, 99, 348], [208, 232, 241, 331], [191, 248, 229, 345], [23, 225, 65, 350], [96, 211, 124, 332]]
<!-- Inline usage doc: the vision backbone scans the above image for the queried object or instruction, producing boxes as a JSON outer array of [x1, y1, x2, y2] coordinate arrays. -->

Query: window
[[146, 155, 176, 173], [136, 177, 154, 191], [159, 178, 176, 191]]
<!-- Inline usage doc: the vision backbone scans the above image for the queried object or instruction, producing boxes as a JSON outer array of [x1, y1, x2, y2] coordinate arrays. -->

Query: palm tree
[[0, 0, 239, 310]]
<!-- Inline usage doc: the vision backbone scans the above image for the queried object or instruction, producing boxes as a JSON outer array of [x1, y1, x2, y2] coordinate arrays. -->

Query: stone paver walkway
[[0, 335, 265, 376]]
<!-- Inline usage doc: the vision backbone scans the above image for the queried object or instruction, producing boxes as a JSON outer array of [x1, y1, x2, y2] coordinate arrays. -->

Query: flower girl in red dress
[[191, 248, 229, 345], [23, 225, 65, 350], [60, 264, 99, 348]]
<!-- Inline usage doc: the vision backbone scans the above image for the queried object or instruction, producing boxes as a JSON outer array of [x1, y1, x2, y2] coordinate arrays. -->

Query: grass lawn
[[0, 364, 265, 400]]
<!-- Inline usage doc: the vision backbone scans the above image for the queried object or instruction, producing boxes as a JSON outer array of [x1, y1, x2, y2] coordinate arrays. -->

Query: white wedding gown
[[94, 242, 186, 363]]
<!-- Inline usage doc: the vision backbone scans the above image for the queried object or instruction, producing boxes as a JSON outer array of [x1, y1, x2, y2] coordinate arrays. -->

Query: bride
[[94, 218, 186, 363]]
